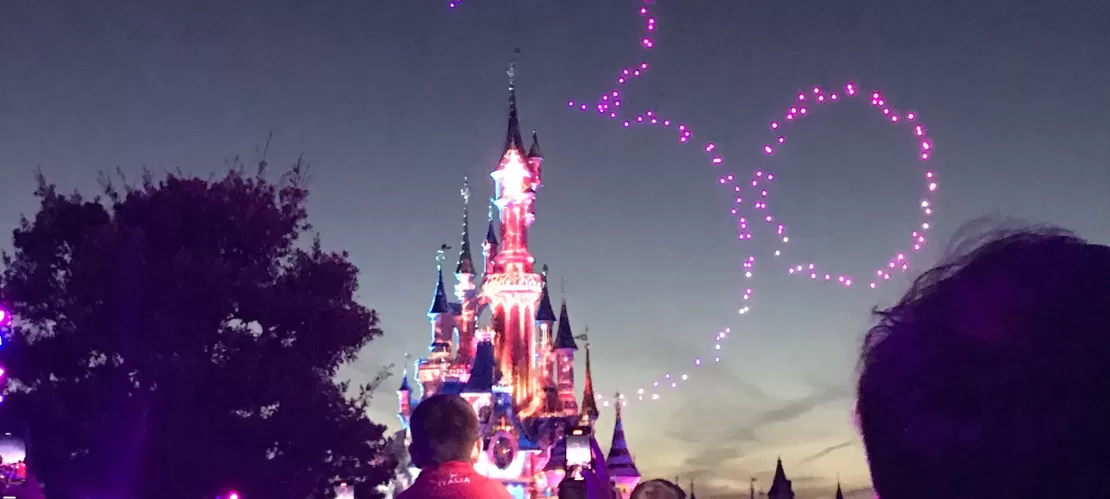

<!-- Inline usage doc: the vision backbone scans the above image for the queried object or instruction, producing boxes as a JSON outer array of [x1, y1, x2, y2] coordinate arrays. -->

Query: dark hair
[[857, 225, 1110, 499], [408, 393, 479, 467], [630, 479, 685, 499]]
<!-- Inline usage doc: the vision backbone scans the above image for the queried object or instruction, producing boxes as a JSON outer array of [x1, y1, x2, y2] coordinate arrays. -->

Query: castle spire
[[552, 298, 578, 350], [455, 177, 474, 275], [502, 48, 526, 156], [834, 480, 844, 499], [689, 480, 698, 499], [482, 198, 499, 276], [527, 129, 543, 158], [536, 264, 557, 322], [484, 199, 499, 246], [605, 391, 640, 479], [398, 357, 412, 392], [768, 457, 794, 499], [428, 245, 450, 316], [579, 331, 600, 420]]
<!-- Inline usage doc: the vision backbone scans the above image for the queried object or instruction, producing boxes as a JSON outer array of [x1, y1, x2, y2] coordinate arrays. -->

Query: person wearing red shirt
[[398, 393, 511, 499]]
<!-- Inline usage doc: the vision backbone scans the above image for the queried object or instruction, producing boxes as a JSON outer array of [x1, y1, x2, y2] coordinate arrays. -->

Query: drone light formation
[[451, 1, 938, 408], [763, 85, 936, 290]]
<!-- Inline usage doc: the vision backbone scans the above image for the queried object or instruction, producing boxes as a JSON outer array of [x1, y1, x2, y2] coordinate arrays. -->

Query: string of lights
[[560, 0, 742, 407], [448, 1, 938, 408]]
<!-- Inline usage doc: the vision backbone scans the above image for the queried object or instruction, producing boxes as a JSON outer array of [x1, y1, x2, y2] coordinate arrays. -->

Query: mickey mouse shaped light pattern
[[450, 1, 940, 408], [566, 2, 939, 409]]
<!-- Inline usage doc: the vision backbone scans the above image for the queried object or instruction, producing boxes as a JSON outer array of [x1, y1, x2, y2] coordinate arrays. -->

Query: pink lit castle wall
[[390, 59, 641, 499]]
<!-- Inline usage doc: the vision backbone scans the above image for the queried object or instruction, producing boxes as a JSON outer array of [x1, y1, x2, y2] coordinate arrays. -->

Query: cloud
[[798, 440, 855, 465], [749, 387, 851, 430], [672, 384, 851, 445], [654, 385, 856, 496], [682, 445, 747, 471], [843, 487, 876, 499]]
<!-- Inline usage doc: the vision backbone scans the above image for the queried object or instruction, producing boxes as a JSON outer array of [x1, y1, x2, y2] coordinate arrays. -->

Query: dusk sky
[[2, 1, 1109, 497]]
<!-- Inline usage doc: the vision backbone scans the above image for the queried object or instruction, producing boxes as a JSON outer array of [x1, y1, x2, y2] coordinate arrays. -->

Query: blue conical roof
[[552, 300, 577, 350], [536, 265, 556, 322], [428, 269, 450, 315], [463, 339, 498, 392], [605, 401, 639, 477]]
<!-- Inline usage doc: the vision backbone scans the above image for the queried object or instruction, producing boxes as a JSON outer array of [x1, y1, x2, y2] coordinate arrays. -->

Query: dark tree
[[0, 162, 394, 499]]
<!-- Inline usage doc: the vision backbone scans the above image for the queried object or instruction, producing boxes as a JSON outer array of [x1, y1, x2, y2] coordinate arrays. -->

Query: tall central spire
[[503, 48, 526, 156], [455, 177, 474, 274]]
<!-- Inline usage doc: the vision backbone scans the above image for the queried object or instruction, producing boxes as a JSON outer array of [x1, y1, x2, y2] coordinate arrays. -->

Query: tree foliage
[[0, 162, 394, 499]]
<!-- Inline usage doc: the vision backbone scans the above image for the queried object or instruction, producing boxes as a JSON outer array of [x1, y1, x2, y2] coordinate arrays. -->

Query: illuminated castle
[[391, 59, 641, 499]]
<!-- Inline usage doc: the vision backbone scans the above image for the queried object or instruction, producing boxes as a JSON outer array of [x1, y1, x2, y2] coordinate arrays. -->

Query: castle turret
[[454, 177, 478, 368], [579, 336, 600, 424], [428, 246, 453, 357], [767, 458, 794, 499], [536, 265, 559, 413], [484, 50, 547, 416], [490, 51, 536, 274], [418, 246, 454, 397], [527, 130, 543, 186], [552, 299, 578, 415], [397, 358, 413, 426], [483, 201, 499, 276], [460, 328, 498, 442], [605, 394, 641, 499]]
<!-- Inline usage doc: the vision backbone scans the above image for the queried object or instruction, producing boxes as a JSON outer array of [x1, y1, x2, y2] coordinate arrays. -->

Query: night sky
[[2, 1, 1109, 497]]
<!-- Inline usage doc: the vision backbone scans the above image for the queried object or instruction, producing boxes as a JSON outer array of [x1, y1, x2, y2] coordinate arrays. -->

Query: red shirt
[[397, 461, 513, 499]]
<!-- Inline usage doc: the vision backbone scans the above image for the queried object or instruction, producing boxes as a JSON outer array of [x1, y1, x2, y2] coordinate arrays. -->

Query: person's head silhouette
[[857, 225, 1110, 499], [629, 479, 685, 499], [407, 393, 481, 469]]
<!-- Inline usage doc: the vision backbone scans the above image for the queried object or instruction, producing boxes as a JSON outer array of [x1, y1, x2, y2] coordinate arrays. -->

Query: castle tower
[[535, 265, 559, 413], [552, 299, 578, 415], [454, 177, 479, 369], [767, 458, 794, 499], [527, 130, 543, 189], [525, 130, 543, 223], [418, 246, 454, 396], [397, 357, 413, 427], [579, 336, 600, 425], [605, 393, 641, 499], [484, 53, 546, 416], [461, 328, 498, 429]]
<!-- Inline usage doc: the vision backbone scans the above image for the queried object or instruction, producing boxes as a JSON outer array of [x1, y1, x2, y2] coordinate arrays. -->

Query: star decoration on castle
[[387, 55, 641, 499]]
